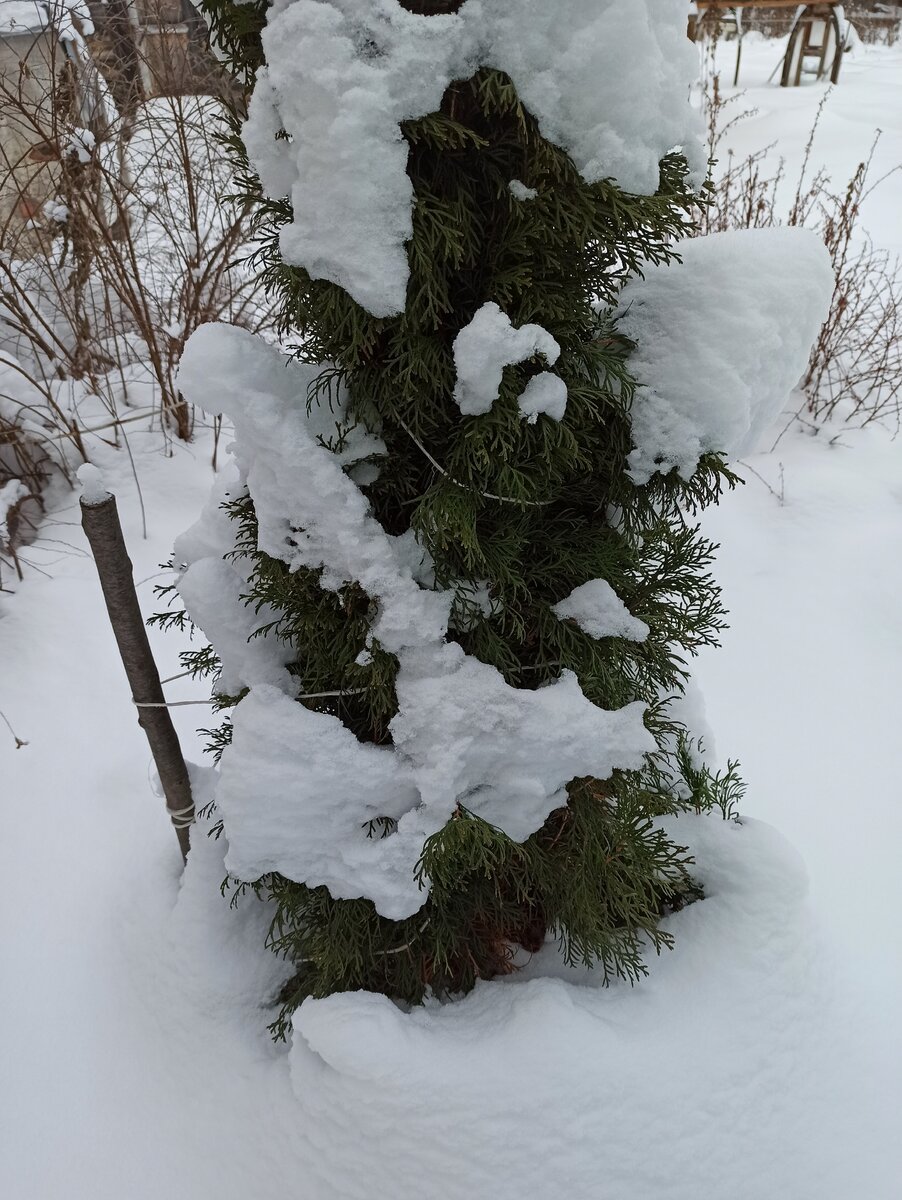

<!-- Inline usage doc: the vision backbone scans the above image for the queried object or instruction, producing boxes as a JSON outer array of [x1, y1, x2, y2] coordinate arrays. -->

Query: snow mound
[[178, 558, 299, 698], [244, 0, 704, 315], [213, 646, 652, 918], [76, 463, 109, 506], [175, 467, 299, 698], [508, 178, 537, 201], [618, 227, 834, 483], [0, 479, 29, 546], [287, 815, 863, 1200], [170, 768, 294, 1014]]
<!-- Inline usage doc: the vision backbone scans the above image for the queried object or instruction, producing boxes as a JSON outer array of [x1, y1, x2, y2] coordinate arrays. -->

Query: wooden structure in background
[[691, 2, 846, 87], [129, 0, 207, 100], [0, 16, 59, 249], [86, 0, 225, 108], [781, 5, 844, 84], [0, 6, 109, 252]]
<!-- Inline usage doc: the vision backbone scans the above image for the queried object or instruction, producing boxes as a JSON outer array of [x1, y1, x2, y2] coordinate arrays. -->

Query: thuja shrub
[[180, 0, 746, 1038]]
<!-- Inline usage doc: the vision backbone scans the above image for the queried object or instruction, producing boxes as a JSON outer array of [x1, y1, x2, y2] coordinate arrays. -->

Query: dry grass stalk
[[0, 14, 274, 569], [696, 65, 902, 434]]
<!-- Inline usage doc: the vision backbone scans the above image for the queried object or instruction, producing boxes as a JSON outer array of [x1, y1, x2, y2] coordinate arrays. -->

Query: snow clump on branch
[[452, 302, 562, 418], [243, 0, 705, 316], [176, 324, 654, 919], [619, 228, 835, 483]]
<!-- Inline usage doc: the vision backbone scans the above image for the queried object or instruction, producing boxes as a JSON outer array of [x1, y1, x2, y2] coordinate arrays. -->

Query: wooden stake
[[80, 490, 194, 861]]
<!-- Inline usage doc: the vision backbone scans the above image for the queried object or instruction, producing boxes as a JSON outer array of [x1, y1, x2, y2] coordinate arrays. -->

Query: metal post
[[80, 488, 194, 860]]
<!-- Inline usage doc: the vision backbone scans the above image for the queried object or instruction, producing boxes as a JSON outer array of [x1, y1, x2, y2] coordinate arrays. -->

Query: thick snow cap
[[243, 0, 705, 315], [619, 227, 834, 483]]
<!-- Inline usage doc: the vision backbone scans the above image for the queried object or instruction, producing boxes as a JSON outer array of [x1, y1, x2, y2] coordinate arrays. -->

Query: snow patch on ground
[[1, 378, 899, 1200], [287, 814, 880, 1200]]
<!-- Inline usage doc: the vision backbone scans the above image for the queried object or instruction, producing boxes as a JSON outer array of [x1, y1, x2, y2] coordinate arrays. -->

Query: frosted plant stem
[[296, 688, 368, 701], [293, 920, 430, 970], [735, 459, 785, 505], [43, 409, 160, 442], [0, 708, 28, 749], [119, 424, 148, 540], [379, 920, 430, 957]]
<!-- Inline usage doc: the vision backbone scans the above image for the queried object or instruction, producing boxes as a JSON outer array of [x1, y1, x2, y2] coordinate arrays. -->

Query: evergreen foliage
[[189, 0, 744, 1038]]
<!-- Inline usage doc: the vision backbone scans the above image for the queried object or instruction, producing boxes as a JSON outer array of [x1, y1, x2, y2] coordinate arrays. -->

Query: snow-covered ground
[[2, 34, 902, 1200], [711, 32, 902, 253], [696, 28, 902, 1028]]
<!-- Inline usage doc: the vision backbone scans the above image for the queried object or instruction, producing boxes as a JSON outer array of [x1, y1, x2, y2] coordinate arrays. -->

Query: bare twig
[[0, 25, 276, 573], [0, 708, 28, 749], [696, 64, 902, 434]]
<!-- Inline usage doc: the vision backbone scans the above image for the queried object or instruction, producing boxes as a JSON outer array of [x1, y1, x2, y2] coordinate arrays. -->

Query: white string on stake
[[294, 687, 368, 700], [132, 686, 369, 710], [167, 803, 197, 829], [159, 667, 197, 685]]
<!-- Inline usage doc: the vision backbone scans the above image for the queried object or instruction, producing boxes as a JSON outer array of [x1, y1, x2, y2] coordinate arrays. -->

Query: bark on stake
[[80, 490, 194, 861]]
